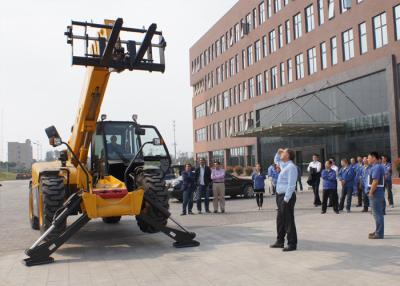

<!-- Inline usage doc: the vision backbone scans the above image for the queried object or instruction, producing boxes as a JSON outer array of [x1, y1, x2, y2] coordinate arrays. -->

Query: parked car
[[168, 173, 254, 201]]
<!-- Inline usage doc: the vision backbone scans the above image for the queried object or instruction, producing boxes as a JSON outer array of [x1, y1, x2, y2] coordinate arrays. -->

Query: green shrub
[[226, 166, 234, 174], [234, 165, 243, 176], [244, 166, 254, 176]]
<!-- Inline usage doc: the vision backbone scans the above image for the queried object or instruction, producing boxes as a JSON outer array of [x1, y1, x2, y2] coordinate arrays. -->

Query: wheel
[[39, 176, 66, 240], [136, 169, 169, 233], [102, 216, 121, 224], [28, 183, 39, 230], [243, 185, 254, 198]]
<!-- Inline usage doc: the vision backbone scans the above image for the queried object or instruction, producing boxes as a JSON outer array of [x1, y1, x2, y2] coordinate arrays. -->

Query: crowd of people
[[180, 149, 394, 250]]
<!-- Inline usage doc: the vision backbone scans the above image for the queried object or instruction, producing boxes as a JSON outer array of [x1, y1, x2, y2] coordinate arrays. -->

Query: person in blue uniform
[[321, 160, 339, 214], [338, 158, 355, 212], [381, 155, 393, 209], [354, 156, 364, 207], [252, 163, 267, 210], [361, 157, 371, 212], [268, 163, 279, 195], [368, 152, 386, 239]]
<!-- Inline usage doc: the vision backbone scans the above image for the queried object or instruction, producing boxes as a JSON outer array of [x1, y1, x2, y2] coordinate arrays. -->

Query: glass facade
[[256, 71, 391, 169]]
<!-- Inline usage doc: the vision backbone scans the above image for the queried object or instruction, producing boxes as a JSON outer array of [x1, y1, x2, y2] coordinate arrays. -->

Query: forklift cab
[[91, 121, 170, 182]]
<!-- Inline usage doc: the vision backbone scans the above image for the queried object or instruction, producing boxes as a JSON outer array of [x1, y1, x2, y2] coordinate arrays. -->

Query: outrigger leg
[[23, 193, 90, 266], [140, 192, 200, 248]]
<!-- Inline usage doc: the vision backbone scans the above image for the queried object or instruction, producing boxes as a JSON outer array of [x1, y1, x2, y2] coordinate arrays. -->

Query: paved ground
[[0, 180, 399, 286]]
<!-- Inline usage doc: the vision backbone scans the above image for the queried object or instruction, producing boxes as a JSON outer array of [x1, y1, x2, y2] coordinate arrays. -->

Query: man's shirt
[[338, 166, 355, 187], [199, 166, 205, 186], [211, 169, 225, 183], [307, 161, 321, 173], [274, 153, 298, 202], [369, 163, 385, 196], [321, 169, 337, 190]]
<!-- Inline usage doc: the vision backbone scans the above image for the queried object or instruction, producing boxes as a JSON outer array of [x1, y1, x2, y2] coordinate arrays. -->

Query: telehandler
[[24, 18, 199, 266]]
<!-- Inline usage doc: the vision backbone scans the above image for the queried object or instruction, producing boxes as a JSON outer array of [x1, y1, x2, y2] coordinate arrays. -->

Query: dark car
[[168, 173, 254, 201]]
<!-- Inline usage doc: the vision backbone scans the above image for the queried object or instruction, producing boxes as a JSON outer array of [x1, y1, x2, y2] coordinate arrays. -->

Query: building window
[[395, 5, 400, 41], [320, 42, 327, 70], [235, 54, 239, 73], [328, 0, 334, 20], [235, 23, 240, 43], [373, 12, 388, 49], [262, 35, 268, 57], [195, 128, 207, 142], [274, 0, 282, 13], [249, 78, 255, 98], [318, 0, 324, 25], [253, 8, 258, 30], [280, 62, 286, 86], [359, 22, 368, 54], [223, 91, 230, 109], [295, 53, 304, 80], [294, 13, 302, 39], [247, 45, 253, 66], [271, 66, 278, 90], [256, 73, 263, 96], [284, 0, 289, 6], [267, 0, 272, 18], [307, 47, 317, 75], [229, 58, 235, 77], [221, 36, 226, 53], [331, 36, 338, 65], [195, 103, 206, 119], [278, 25, 283, 48], [305, 5, 315, 33], [340, 0, 348, 13], [269, 29, 276, 53], [246, 13, 252, 33], [357, 0, 364, 3], [264, 70, 270, 93], [342, 28, 354, 61], [255, 40, 261, 62], [241, 49, 246, 70], [243, 81, 248, 100], [259, 2, 266, 25], [285, 20, 291, 44], [287, 58, 293, 83]]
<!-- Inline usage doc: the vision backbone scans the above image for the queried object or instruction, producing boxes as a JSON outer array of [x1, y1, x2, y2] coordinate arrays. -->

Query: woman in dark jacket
[[181, 163, 196, 215], [252, 163, 267, 210]]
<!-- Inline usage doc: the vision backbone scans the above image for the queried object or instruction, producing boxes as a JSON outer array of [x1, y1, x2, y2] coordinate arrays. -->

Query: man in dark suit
[[194, 158, 212, 214]]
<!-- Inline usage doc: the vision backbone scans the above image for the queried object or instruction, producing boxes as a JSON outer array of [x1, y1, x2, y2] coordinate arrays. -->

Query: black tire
[[40, 176, 66, 240], [102, 216, 121, 224], [136, 170, 169, 233], [28, 183, 39, 230], [243, 185, 255, 198]]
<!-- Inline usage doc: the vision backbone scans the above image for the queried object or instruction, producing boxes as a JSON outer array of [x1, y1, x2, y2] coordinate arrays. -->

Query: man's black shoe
[[206, 210, 211, 213], [334, 210, 340, 214], [180, 213, 186, 216], [188, 211, 195, 215], [362, 208, 368, 212], [321, 211, 326, 214], [270, 242, 284, 248], [282, 245, 297, 252]]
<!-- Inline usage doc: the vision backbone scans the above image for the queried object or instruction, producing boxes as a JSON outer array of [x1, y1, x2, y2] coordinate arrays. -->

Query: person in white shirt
[[307, 154, 322, 207]]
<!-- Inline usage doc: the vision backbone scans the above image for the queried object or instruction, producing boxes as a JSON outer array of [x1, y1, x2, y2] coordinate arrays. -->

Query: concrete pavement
[[0, 180, 399, 286]]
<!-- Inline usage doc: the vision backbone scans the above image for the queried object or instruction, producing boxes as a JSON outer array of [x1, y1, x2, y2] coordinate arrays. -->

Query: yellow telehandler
[[24, 18, 199, 266]]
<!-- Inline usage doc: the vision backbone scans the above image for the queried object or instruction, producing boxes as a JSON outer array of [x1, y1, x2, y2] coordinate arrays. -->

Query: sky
[[0, 0, 238, 161]]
